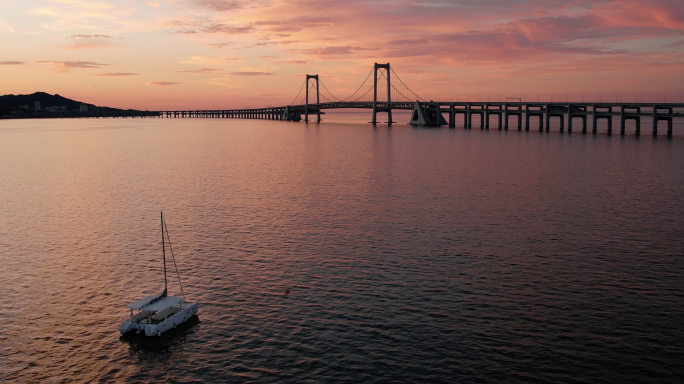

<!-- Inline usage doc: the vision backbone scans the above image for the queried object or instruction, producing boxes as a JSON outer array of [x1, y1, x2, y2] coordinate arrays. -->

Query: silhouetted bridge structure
[[6, 63, 683, 136], [157, 63, 683, 136], [160, 101, 683, 136]]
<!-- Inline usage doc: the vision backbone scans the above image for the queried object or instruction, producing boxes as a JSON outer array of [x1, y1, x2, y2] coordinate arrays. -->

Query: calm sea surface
[[1, 112, 684, 383]]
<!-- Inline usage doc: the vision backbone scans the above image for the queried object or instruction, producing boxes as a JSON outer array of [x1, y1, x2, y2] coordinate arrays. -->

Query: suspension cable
[[318, 79, 343, 102], [288, 65, 426, 105], [319, 68, 375, 102], [391, 67, 426, 101], [289, 80, 306, 105]]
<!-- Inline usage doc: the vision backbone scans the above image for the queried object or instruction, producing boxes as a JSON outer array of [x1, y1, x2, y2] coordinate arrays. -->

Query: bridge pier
[[504, 104, 509, 130], [449, 104, 455, 128], [545, 104, 565, 132], [567, 105, 587, 133], [409, 102, 447, 126], [620, 105, 641, 135], [593, 105, 613, 134], [485, 104, 501, 129], [652, 106, 674, 137], [466, 103, 471, 128]]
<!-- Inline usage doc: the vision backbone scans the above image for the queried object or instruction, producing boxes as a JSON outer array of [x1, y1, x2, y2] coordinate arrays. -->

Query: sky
[[1, 0, 683, 109]]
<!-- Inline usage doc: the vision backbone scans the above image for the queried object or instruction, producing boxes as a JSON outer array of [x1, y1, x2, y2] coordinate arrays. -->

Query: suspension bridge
[[6, 63, 683, 136], [161, 63, 422, 124], [157, 63, 683, 136]]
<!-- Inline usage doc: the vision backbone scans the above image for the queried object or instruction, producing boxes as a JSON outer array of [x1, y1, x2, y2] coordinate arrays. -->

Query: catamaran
[[119, 212, 198, 337]]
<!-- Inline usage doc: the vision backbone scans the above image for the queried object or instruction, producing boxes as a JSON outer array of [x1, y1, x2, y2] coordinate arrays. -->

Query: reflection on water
[[1, 117, 683, 383], [121, 316, 200, 374]]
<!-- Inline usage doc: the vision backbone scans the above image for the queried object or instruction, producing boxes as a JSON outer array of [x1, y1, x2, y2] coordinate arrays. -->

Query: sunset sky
[[1, 0, 683, 109]]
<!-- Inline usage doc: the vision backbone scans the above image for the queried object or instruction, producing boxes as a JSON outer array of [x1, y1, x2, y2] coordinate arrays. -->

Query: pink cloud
[[146, 82, 181, 86], [0, 61, 24, 65], [60, 35, 118, 50], [165, 19, 254, 35], [275, 60, 307, 65], [94, 73, 138, 76], [299, 45, 371, 57], [207, 43, 234, 48], [37, 61, 107, 69], [229, 71, 273, 75], [190, 0, 253, 12], [254, 16, 334, 33], [175, 68, 224, 73]]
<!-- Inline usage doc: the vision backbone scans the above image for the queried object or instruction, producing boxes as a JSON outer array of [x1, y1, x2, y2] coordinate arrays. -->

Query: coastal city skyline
[[1, 0, 683, 110]]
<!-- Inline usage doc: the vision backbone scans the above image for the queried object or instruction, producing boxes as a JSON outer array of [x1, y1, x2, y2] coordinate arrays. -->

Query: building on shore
[[35, 101, 41, 111]]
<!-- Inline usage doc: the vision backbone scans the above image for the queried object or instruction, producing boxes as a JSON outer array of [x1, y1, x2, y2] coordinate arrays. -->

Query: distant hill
[[0, 92, 121, 111]]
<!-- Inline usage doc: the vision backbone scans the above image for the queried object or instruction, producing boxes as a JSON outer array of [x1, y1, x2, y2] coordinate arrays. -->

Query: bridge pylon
[[305, 74, 320, 123], [372, 63, 393, 125]]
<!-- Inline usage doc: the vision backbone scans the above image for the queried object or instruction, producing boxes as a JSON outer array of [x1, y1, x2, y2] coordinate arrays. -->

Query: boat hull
[[120, 301, 199, 336]]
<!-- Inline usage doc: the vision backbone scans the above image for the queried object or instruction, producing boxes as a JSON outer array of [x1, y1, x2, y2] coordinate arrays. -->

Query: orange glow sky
[[1, 0, 683, 109]]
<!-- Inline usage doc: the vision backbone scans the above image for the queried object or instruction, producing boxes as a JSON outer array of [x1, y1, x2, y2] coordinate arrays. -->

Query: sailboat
[[119, 212, 199, 336]]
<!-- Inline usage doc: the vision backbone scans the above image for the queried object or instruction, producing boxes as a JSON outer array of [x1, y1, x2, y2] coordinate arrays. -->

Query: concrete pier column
[[559, 113, 565, 132], [539, 112, 544, 131], [635, 107, 641, 135], [449, 104, 455, 128], [545, 104, 550, 132], [466, 103, 472, 128], [568, 105, 573, 133], [504, 104, 509, 130], [525, 104, 530, 131], [620, 105, 626, 135], [668, 108, 673, 137], [485, 104, 490, 129], [607, 115, 612, 134], [592, 105, 598, 133]]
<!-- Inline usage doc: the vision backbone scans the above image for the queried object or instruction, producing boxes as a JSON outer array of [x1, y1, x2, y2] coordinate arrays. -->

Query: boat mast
[[161, 211, 168, 296]]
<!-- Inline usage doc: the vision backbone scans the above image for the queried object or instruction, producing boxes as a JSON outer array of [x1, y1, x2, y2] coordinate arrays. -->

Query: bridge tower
[[305, 74, 320, 123], [372, 63, 393, 125]]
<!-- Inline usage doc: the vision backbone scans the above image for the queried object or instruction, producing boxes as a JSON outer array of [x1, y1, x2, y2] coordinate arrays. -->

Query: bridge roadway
[[159, 101, 414, 120], [158, 101, 683, 136], [4, 101, 682, 136]]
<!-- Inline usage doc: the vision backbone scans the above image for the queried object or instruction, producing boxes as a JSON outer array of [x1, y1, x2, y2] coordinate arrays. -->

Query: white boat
[[119, 212, 198, 337]]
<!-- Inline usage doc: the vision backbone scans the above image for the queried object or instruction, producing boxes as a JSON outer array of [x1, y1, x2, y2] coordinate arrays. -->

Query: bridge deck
[[3, 101, 682, 137]]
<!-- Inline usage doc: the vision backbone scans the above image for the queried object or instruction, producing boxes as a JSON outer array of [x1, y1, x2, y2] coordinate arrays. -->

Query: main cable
[[289, 80, 306, 105]]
